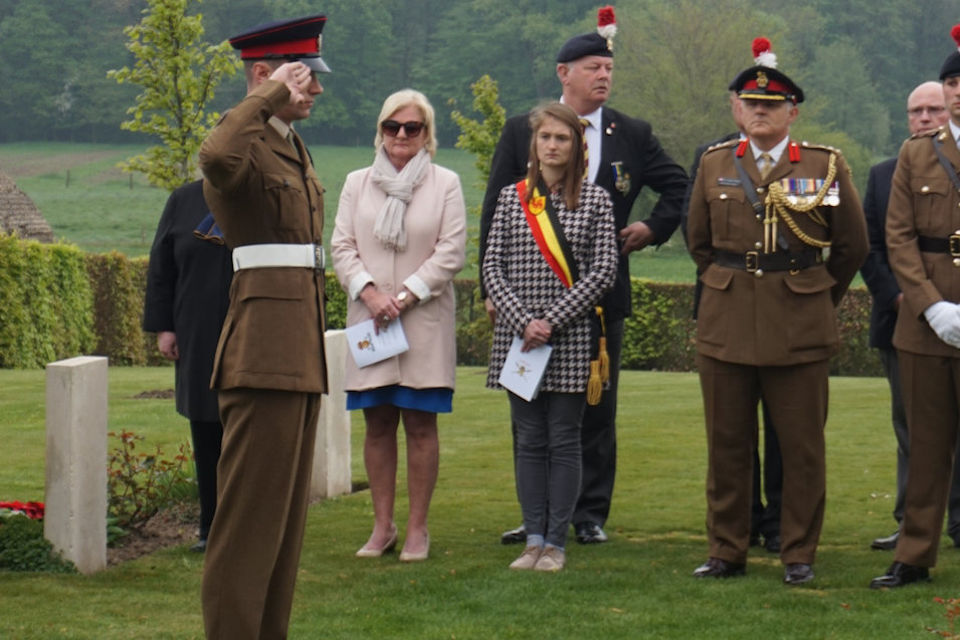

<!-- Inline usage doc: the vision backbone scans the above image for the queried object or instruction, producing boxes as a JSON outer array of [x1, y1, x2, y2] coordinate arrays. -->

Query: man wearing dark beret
[[198, 14, 330, 638], [687, 37, 867, 586], [480, 5, 689, 546], [871, 25, 960, 589]]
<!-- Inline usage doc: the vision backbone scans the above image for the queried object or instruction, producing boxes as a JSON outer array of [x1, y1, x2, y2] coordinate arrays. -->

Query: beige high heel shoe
[[399, 532, 430, 562], [355, 524, 398, 558]]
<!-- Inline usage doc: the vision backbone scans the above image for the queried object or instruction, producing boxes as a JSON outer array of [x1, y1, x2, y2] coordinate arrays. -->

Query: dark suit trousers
[[697, 355, 828, 565], [573, 317, 624, 528], [894, 352, 960, 567], [189, 419, 223, 540], [202, 388, 320, 640]]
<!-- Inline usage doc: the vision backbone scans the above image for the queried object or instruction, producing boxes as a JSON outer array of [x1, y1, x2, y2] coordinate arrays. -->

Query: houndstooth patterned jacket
[[484, 181, 618, 393]]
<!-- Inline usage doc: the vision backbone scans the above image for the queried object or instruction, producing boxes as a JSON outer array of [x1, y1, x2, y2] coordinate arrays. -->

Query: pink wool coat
[[331, 162, 466, 391]]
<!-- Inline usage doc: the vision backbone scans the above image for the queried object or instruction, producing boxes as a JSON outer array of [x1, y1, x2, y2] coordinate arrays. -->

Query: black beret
[[557, 33, 612, 63]]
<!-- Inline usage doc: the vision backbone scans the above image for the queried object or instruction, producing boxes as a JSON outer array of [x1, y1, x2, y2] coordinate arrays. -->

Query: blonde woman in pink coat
[[331, 89, 466, 562]]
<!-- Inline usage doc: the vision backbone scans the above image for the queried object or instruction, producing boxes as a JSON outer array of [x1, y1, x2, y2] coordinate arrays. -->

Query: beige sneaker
[[509, 545, 543, 570], [534, 546, 565, 572]]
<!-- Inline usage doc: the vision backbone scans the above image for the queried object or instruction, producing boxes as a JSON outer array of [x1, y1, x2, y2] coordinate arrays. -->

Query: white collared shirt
[[560, 97, 602, 183], [749, 135, 789, 168]]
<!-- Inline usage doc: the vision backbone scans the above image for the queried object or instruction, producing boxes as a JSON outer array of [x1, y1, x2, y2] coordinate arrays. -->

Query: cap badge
[[756, 71, 769, 88]]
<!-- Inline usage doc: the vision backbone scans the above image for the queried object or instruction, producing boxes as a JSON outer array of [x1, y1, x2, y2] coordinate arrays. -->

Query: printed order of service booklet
[[345, 318, 410, 368], [497, 337, 552, 401]]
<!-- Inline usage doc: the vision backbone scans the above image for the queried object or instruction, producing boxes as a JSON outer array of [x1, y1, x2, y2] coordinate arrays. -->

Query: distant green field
[[0, 142, 739, 285]]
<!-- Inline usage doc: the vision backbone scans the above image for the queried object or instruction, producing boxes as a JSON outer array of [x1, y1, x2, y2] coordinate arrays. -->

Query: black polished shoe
[[869, 562, 930, 589], [764, 534, 781, 553], [501, 524, 526, 545], [870, 530, 900, 551], [574, 522, 608, 544], [189, 539, 207, 553], [783, 563, 814, 585], [692, 557, 746, 578]]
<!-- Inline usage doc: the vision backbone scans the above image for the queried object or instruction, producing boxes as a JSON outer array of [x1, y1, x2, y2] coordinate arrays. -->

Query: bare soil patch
[[107, 502, 199, 566], [133, 388, 175, 400], [0, 150, 123, 179]]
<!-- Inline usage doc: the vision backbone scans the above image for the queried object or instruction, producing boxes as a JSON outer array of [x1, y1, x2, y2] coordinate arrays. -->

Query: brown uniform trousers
[[199, 80, 327, 639], [887, 127, 960, 568], [688, 138, 868, 565]]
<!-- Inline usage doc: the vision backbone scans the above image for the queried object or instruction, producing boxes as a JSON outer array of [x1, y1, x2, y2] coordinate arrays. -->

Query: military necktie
[[759, 152, 774, 180], [579, 118, 590, 180]]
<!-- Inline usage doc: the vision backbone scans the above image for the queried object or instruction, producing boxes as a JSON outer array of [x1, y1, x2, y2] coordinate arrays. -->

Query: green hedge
[[0, 234, 882, 376]]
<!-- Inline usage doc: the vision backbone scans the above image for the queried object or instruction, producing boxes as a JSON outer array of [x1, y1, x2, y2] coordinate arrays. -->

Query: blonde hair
[[525, 102, 585, 211], [374, 89, 438, 157]]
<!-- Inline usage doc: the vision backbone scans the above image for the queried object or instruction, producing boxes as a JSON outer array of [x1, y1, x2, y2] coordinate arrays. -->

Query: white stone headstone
[[44, 356, 108, 574], [312, 330, 351, 499]]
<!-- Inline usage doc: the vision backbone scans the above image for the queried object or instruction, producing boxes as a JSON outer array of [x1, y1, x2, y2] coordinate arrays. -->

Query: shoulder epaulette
[[703, 138, 739, 154], [924, 126, 950, 141], [798, 141, 844, 156]]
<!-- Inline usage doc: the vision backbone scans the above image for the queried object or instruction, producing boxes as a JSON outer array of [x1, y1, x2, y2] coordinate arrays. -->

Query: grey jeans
[[509, 391, 585, 548]]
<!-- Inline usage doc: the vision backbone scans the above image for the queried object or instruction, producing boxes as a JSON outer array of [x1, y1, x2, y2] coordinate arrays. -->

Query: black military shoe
[[869, 562, 930, 589], [764, 534, 781, 553], [574, 522, 608, 544], [692, 557, 746, 578], [870, 530, 899, 550], [783, 563, 814, 585], [500, 524, 526, 545]]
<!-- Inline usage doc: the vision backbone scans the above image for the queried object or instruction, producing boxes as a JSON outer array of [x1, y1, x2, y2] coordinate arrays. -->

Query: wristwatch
[[397, 290, 410, 307]]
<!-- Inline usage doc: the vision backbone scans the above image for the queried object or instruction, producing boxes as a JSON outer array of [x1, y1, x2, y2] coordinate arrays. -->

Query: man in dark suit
[[198, 15, 330, 638], [143, 180, 231, 553], [862, 80, 960, 553], [481, 8, 688, 545], [683, 94, 783, 554]]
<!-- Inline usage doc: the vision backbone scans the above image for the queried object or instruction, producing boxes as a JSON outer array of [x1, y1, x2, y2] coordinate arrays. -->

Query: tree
[[450, 74, 506, 187], [107, 0, 240, 190]]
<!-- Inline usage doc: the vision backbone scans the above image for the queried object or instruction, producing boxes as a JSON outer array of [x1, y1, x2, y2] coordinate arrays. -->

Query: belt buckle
[[314, 245, 326, 274], [950, 234, 960, 257], [744, 251, 759, 273]]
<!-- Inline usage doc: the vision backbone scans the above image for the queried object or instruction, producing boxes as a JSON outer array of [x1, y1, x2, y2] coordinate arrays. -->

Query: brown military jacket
[[888, 127, 960, 358], [199, 80, 328, 393], [687, 138, 868, 366]]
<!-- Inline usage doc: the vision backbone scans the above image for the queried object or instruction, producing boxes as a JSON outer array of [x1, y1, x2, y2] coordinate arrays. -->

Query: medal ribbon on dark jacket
[[515, 178, 608, 405]]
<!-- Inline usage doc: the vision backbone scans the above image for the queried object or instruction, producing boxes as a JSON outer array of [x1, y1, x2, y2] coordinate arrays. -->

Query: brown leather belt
[[714, 249, 823, 273], [917, 234, 960, 257]]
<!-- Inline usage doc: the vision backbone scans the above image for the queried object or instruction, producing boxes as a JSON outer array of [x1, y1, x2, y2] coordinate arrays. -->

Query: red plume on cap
[[752, 36, 778, 68], [598, 6, 617, 37], [951, 24, 960, 51]]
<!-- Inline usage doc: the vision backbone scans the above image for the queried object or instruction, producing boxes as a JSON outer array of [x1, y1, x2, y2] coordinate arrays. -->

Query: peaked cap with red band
[[939, 24, 960, 80], [728, 37, 803, 104], [229, 14, 331, 73], [557, 5, 617, 62]]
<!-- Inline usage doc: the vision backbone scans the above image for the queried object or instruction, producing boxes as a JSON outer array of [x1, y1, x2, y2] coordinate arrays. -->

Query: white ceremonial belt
[[232, 243, 325, 273]]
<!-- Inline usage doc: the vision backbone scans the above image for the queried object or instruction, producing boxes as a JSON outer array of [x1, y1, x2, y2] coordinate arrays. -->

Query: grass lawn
[[0, 366, 953, 638]]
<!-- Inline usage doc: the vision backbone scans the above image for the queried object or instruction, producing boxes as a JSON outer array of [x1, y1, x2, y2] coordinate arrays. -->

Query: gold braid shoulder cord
[[761, 152, 837, 252]]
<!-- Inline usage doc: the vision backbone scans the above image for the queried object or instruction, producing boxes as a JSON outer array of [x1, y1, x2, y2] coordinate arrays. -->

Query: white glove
[[924, 301, 960, 348]]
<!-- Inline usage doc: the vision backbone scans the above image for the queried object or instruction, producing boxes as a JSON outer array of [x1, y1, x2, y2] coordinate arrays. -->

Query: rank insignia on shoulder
[[717, 177, 741, 187], [611, 161, 631, 195], [777, 178, 840, 206]]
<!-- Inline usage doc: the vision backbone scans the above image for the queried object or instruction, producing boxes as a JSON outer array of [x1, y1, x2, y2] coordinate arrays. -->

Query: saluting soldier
[[871, 25, 960, 589], [686, 38, 868, 586], [198, 14, 330, 639]]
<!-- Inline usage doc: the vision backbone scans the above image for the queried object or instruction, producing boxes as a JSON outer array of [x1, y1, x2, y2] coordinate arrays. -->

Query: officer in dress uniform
[[871, 25, 960, 589], [198, 14, 330, 639], [686, 38, 868, 586]]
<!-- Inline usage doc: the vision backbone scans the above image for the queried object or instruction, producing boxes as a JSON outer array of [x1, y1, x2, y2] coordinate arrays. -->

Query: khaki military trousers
[[696, 354, 829, 566], [894, 351, 960, 567], [202, 388, 320, 640]]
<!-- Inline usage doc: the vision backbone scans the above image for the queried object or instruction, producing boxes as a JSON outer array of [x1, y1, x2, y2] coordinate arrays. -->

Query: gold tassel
[[587, 360, 602, 405], [598, 336, 609, 383]]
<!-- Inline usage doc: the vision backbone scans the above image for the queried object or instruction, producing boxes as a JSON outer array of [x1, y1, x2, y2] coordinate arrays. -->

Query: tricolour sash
[[515, 179, 608, 404]]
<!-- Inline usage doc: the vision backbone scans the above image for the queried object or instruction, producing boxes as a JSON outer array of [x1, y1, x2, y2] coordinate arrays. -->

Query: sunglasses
[[381, 120, 425, 137]]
